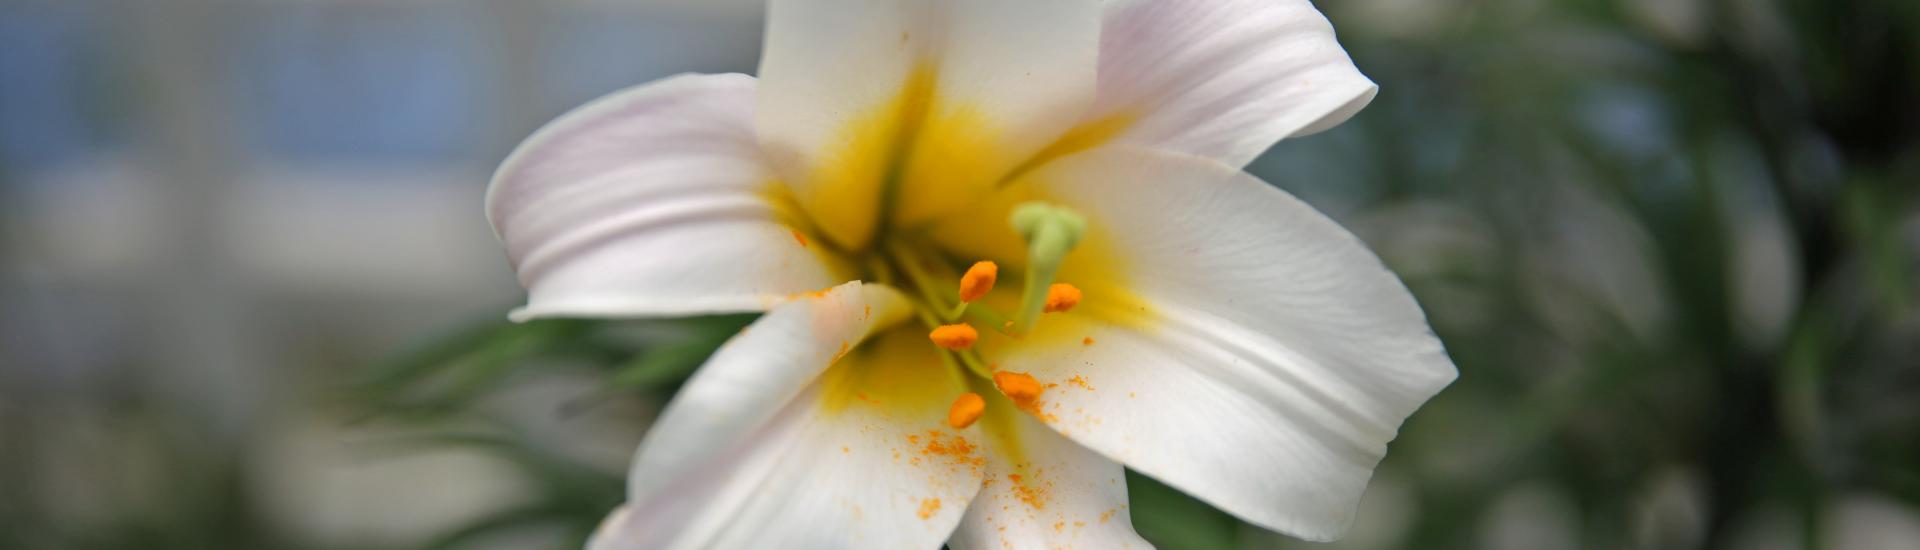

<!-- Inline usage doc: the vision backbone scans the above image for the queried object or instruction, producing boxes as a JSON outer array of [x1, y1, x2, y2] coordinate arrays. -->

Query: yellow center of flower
[[781, 61, 1154, 439]]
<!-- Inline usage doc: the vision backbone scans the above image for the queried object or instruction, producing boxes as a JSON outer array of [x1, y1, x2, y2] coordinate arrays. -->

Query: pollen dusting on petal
[[1066, 375, 1093, 390], [1007, 469, 1053, 510], [1042, 283, 1081, 313], [917, 498, 942, 520], [788, 285, 837, 300], [958, 261, 998, 303], [790, 229, 809, 248], [1081, 336, 1095, 346], [924, 431, 978, 458], [916, 430, 985, 473], [929, 323, 979, 350], [946, 392, 986, 429]]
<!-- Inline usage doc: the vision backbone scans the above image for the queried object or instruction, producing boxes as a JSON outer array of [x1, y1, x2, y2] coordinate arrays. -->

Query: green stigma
[[1009, 201, 1086, 334]]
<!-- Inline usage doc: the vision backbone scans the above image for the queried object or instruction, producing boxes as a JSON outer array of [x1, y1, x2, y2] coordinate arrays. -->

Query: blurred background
[[1, 0, 1915, 548]]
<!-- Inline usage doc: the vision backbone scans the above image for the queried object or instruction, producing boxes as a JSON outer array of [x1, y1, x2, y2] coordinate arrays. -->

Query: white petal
[[756, 0, 1102, 247], [1092, 0, 1377, 167], [948, 395, 1151, 550], [590, 282, 986, 550], [978, 149, 1456, 541], [487, 73, 844, 321]]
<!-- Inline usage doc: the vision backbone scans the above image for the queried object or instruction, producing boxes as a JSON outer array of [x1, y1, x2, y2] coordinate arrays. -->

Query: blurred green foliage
[[347, 315, 756, 548]]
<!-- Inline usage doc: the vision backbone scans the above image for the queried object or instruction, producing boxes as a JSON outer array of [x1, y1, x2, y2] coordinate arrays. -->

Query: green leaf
[[1126, 471, 1241, 550]]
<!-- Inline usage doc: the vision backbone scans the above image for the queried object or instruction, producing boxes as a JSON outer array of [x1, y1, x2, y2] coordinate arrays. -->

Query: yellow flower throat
[[770, 62, 1149, 432]]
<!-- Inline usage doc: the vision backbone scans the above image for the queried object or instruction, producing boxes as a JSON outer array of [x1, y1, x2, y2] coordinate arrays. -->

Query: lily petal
[[948, 394, 1151, 550], [1092, 0, 1377, 167], [488, 73, 842, 321], [591, 282, 986, 550], [983, 148, 1456, 541], [756, 0, 1102, 248]]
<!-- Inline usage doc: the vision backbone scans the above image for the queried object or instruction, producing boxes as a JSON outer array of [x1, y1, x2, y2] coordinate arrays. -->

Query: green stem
[[962, 303, 1017, 336], [952, 350, 996, 379]]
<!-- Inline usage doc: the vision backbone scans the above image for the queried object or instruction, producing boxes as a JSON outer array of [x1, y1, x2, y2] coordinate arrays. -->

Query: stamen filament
[[944, 301, 970, 321], [953, 349, 996, 379], [960, 303, 1016, 336], [885, 240, 959, 319], [869, 248, 998, 384]]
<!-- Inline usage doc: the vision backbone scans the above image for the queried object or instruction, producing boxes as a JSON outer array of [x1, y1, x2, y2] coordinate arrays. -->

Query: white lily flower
[[486, 0, 1457, 548]]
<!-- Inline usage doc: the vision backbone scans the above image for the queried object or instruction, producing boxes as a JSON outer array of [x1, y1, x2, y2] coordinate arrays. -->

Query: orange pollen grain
[[1067, 375, 1092, 390], [1043, 283, 1082, 313], [958, 261, 998, 303], [946, 392, 986, 429], [917, 498, 942, 519], [790, 229, 808, 248], [1009, 472, 1050, 510], [993, 371, 1044, 402], [918, 430, 984, 469], [929, 323, 978, 350]]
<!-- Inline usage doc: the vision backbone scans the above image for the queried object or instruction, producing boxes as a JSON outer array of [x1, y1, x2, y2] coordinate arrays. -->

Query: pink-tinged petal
[[948, 395, 1150, 550], [590, 282, 986, 550], [488, 73, 843, 321], [976, 148, 1455, 541], [1093, 0, 1377, 167], [756, 0, 1102, 248]]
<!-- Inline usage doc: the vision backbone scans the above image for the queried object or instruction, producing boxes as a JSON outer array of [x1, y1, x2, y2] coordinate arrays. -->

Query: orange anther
[[946, 392, 986, 429], [1042, 283, 1081, 313], [958, 261, 998, 303], [928, 323, 979, 350], [993, 371, 1044, 402]]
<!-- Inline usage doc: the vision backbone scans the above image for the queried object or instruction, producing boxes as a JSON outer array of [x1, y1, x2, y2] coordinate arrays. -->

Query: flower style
[[486, 0, 1457, 548]]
